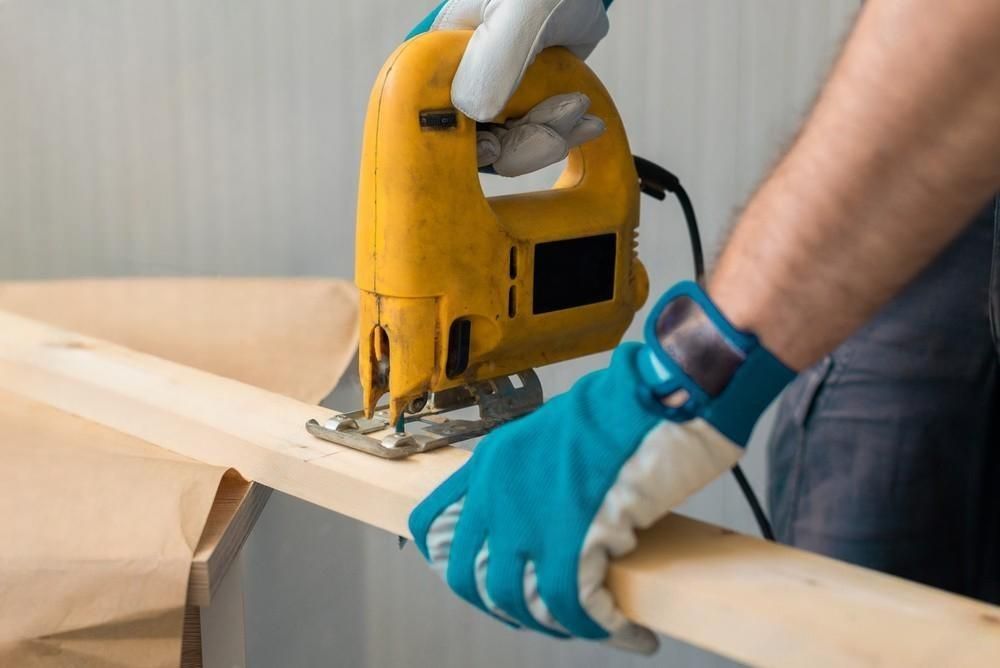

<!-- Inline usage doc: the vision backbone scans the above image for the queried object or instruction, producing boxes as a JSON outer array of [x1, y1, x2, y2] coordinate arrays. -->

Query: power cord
[[634, 155, 776, 542]]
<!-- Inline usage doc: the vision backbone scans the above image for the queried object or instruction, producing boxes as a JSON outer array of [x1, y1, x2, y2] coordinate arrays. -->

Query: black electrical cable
[[731, 462, 776, 541], [634, 155, 776, 542], [671, 183, 705, 282]]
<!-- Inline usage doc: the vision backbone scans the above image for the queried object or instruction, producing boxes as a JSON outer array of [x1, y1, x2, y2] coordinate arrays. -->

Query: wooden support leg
[[200, 553, 248, 668], [181, 606, 203, 668]]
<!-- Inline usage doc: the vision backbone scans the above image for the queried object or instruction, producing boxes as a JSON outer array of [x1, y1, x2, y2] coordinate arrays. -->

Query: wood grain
[[180, 606, 202, 668], [188, 473, 271, 607], [1, 308, 997, 667]]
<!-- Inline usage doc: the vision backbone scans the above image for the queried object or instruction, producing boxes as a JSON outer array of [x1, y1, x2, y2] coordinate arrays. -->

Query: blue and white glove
[[409, 281, 796, 653], [408, 0, 613, 176]]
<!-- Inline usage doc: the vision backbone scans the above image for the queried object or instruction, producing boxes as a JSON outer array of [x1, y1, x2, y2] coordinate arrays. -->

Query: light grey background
[[0, 1, 859, 666]]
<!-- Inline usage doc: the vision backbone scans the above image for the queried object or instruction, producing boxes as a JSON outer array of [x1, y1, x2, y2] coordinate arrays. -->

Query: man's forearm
[[709, 0, 1000, 371]]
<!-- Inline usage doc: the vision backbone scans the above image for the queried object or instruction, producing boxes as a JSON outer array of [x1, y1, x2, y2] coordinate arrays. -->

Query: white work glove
[[477, 93, 606, 176], [412, 0, 611, 176]]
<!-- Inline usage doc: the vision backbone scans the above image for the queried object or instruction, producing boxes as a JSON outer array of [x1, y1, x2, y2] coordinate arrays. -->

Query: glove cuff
[[638, 281, 795, 446]]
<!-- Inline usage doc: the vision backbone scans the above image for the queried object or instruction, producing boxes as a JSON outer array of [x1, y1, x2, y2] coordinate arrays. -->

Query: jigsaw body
[[307, 31, 648, 457]]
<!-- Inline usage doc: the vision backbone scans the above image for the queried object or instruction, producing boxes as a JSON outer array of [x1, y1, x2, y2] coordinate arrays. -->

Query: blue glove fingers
[[444, 507, 491, 614], [486, 552, 569, 638], [408, 462, 472, 561], [446, 520, 528, 630], [413, 481, 518, 628], [471, 541, 523, 629], [536, 552, 610, 639]]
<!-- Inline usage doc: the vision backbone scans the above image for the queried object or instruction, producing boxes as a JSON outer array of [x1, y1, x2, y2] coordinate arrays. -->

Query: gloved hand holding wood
[[409, 282, 796, 653]]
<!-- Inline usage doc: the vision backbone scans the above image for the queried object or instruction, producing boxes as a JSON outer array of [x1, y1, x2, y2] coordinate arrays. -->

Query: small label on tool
[[419, 110, 458, 130]]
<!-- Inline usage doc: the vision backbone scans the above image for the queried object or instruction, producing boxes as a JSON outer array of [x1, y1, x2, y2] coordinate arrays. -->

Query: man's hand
[[409, 282, 795, 652], [409, 0, 611, 176]]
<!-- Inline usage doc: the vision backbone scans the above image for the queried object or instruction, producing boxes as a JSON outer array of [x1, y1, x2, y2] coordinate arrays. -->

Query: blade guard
[[356, 30, 648, 422]]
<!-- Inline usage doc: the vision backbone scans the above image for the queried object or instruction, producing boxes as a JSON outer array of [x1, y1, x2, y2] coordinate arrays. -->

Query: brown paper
[[0, 392, 229, 667], [0, 278, 359, 403], [0, 278, 359, 667]]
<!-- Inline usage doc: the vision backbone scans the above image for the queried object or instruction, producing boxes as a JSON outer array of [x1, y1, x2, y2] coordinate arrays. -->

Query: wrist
[[638, 281, 796, 446], [709, 257, 833, 373]]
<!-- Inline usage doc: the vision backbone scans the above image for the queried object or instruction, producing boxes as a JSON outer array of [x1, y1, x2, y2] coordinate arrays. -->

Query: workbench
[[182, 479, 270, 668]]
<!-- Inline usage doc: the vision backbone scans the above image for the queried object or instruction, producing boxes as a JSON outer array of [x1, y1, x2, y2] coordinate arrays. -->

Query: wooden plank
[[1, 309, 998, 667], [199, 553, 250, 668], [188, 474, 272, 607]]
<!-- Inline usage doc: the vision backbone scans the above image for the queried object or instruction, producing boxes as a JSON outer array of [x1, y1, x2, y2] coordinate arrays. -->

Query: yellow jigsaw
[[307, 30, 649, 458]]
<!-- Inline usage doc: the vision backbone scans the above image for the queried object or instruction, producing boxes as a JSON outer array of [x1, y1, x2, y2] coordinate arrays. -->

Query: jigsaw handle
[[487, 44, 636, 208], [355, 30, 646, 419], [357, 29, 641, 296]]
